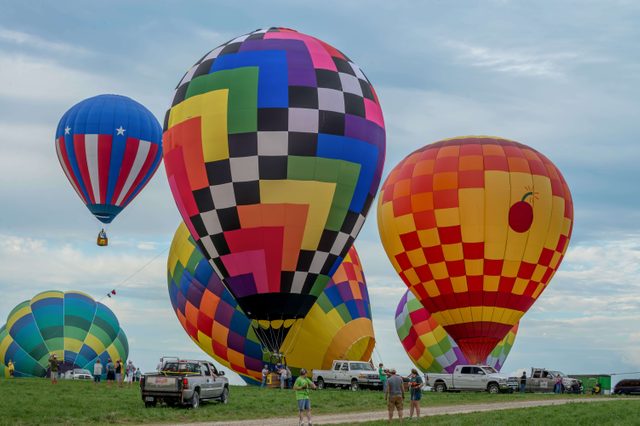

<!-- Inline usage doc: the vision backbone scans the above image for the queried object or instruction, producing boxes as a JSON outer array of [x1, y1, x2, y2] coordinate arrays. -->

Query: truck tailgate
[[144, 376, 180, 392]]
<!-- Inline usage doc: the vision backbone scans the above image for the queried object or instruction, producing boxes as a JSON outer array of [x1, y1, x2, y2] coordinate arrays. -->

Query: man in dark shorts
[[385, 368, 404, 422], [48, 354, 60, 384], [106, 359, 116, 387], [409, 368, 423, 419]]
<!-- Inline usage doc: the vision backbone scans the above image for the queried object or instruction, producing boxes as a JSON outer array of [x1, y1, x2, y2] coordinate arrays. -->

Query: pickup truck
[[140, 359, 229, 408], [312, 360, 382, 391], [522, 368, 581, 393], [425, 365, 513, 394]]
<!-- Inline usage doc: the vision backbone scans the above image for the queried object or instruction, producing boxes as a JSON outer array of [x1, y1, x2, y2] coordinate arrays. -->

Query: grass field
[[362, 400, 640, 425], [0, 378, 633, 425]]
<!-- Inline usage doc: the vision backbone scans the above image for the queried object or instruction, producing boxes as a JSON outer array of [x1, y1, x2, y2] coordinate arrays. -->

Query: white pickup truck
[[312, 360, 382, 391], [425, 365, 514, 394]]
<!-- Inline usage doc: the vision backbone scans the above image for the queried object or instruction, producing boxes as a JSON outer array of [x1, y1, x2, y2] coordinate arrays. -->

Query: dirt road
[[175, 397, 627, 425]]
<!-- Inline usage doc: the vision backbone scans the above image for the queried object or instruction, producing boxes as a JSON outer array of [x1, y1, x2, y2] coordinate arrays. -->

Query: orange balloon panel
[[377, 136, 573, 363]]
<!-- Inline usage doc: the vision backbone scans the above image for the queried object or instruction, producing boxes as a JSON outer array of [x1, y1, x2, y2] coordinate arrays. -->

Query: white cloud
[[0, 26, 89, 55]]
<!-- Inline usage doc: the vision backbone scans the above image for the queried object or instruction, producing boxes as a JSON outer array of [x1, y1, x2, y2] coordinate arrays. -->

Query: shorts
[[50, 372, 58, 380], [94, 374, 101, 383], [107, 371, 116, 381], [115, 373, 122, 382], [388, 395, 403, 411], [297, 399, 311, 411], [411, 391, 422, 401]]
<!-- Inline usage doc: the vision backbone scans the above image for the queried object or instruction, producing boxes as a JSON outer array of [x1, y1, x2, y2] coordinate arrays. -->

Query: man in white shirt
[[261, 365, 269, 388], [93, 359, 103, 385]]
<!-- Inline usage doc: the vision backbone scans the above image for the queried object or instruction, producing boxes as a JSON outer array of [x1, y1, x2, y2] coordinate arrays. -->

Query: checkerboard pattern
[[395, 290, 518, 373], [168, 223, 375, 383], [163, 28, 385, 340], [379, 137, 573, 363]]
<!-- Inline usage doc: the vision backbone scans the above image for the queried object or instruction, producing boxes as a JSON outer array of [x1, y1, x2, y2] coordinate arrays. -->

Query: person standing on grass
[[294, 368, 316, 426], [554, 375, 563, 394], [135, 368, 141, 382], [385, 368, 404, 422], [7, 359, 14, 377], [280, 365, 288, 389], [115, 360, 123, 387], [408, 368, 423, 420], [125, 360, 135, 385], [106, 359, 116, 387], [261, 365, 269, 388], [520, 371, 527, 393], [287, 366, 293, 389], [93, 359, 103, 385], [48, 354, 60, 384], [379, 363, 387, 393]]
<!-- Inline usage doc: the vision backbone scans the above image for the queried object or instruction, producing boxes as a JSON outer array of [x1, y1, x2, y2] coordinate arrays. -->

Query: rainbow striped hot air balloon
[[163, 27, 385, 355], [0, 291, 128, 378], [167, 223, 375, 383], [395, 290, 518, 373], [379, 137, 572, 364]]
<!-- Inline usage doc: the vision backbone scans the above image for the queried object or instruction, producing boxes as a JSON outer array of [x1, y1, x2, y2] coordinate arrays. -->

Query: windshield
[[549, 371, 566, 377], [483, 367, 497, 374], [350, 362, 374, 371]]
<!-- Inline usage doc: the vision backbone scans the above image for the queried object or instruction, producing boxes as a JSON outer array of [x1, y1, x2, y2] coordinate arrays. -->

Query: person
[[379, 363, 388, 393], [385, 368, 404, 422], [115, 359, 123, 387], [93, 359, 103, 384], [293, 368, 316, 426], [287, 366, 293, 389], [408, 368, 423, 420], [125, 360, 135, 385], [280, 366, 288, 389], [135, 368, 142, 382], [554, 375, 563, 394], [7, 359, 14, 378], [261, 365, 269, 388], [48, 354, 60, 384], [106, 358, 116, 387], [520, 371, 527, 393], [592, 380, 601, 395]]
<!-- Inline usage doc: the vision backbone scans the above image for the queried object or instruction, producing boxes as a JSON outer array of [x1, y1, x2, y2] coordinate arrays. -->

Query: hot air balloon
[[55, 94, 163, 245], [379, 136, 573, 363], [0, 291, 128, 377], [395, 290, 518, 373], [163, 27, 385, 356], [168, 222, 375, 383]]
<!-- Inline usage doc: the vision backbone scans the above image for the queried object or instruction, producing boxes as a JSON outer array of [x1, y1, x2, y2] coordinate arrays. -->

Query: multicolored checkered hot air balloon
[[378, 136, 573, 364], [167, 223, 375, 383], [55, 94, 162, 227], [0, 291, 128, 378], [163, 28, 385, 355], [395, 290, 518, 373]]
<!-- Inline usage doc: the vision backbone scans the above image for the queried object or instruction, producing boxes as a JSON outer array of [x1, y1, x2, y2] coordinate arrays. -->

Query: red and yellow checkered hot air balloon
[[378, 136, 573, 363]]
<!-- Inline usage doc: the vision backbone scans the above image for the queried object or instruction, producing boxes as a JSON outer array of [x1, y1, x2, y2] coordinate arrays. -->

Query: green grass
[[0, 378, 629, 425], [361, 400, 640, 425]]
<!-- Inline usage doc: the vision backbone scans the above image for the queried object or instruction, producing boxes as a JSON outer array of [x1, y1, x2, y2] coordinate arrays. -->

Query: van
[[613, 379, 640, 395]]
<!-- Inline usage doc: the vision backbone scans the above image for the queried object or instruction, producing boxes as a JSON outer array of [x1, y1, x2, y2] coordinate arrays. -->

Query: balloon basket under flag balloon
[[97, 229, 108, 247]]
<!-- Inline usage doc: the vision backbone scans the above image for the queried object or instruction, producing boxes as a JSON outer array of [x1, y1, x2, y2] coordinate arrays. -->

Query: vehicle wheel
[[317, 378, 325, 390], [487, 383, 500, 394], [350, 380, 359, 391], [144, 399, 157, 408], [434, 382, 447, 393], [190, 391, 200, 409], [219, 387, 229, 404]]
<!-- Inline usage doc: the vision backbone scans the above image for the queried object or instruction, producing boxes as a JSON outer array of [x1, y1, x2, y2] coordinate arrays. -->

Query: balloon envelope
[[56, 94, 162, 224], [0, 290, 128, 377], [167, 222, 375, 383], [163, 27, 385, 352], [379, 136, 572, 363], [395, 290, 518, 373]]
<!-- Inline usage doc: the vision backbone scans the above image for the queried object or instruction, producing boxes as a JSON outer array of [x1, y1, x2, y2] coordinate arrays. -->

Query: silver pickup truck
[[140, 359, 229, 408], [425, 365, 513, 394], [312, 360, 382, 391]]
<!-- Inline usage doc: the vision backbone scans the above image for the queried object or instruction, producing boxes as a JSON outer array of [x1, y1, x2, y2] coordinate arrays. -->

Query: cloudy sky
[[1, 1, 639, 385]]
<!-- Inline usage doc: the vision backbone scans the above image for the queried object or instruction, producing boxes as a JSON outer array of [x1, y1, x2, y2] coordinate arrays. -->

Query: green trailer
[[570, 374, 611, 395]]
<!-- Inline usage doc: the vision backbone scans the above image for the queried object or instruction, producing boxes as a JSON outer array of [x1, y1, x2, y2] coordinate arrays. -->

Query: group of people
[[261, 363, 293, 389], [93, 358, 140, 386], [378, 363, 424, 422]]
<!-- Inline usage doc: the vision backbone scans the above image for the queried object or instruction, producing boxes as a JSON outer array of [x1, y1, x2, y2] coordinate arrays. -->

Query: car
[[140, 359, 229, 408], [519, 368, 581, 393], [312, 360, 382, 391], [425, 365, 512, 394], [614, 379, 640, 395], [63, 368, 92, 380]]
